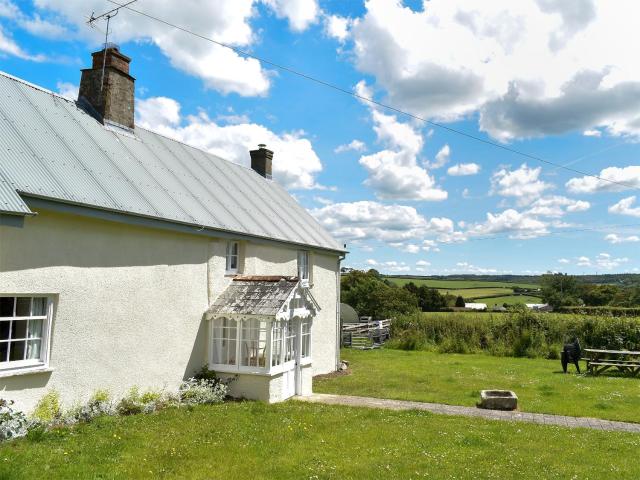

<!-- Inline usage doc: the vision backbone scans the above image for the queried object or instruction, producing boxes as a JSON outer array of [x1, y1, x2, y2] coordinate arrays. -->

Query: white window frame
[[208, 316, 311, 376], [0, 295, 53, 373], [225, 241, 240, 274], [297, 251, 311, 285]]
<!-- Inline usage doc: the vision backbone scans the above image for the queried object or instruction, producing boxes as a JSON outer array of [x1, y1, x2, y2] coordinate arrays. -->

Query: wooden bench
[[583, 349, 640, 377]]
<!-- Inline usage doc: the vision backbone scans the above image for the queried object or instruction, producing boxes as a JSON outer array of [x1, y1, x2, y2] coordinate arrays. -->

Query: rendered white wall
[[0, 209, 340, 411]]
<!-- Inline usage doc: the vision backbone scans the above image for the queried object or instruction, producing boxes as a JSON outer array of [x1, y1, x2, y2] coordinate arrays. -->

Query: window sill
[[0, 365, 54, 379]]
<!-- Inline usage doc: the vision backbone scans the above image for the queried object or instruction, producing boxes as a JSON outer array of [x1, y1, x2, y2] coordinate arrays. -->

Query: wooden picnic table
[[582, 348, 640, 376]]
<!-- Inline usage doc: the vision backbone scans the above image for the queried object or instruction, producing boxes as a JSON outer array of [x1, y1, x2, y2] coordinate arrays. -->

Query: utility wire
[[452, 221, 640, 244], [104, 0, 639, 192]]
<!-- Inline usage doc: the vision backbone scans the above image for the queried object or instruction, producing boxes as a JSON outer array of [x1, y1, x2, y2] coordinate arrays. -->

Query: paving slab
[[296, 393, 640, 433]]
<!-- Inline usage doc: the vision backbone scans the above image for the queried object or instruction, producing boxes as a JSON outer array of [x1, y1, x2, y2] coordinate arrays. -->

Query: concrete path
[[295, 393, 640, 433]]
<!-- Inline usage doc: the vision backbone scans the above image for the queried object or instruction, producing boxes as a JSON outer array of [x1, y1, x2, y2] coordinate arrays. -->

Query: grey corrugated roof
[[0, 169, 31, 215], [207, 279, 298, 316], [0, 71, 343, 252]]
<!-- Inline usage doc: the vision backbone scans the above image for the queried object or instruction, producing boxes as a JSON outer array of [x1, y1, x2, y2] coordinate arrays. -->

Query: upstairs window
[[226, 241, 240, 274], [0, 296, 52, 371], [297, 251, 310, 283]]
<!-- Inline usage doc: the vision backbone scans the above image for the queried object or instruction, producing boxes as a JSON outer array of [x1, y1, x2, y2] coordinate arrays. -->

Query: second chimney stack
[[250, 144, 273, 179]]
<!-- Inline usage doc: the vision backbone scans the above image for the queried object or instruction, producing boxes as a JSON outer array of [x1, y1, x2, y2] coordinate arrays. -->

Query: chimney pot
[[78, 45, 135, 129], [250, 145, 273, 179]]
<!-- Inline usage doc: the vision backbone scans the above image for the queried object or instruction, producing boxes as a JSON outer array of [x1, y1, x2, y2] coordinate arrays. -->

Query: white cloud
[[0, 25, 45, 61], [575, 253, 630, 270], [428, 144, 450, 169], [609, 196, 640, 218], [468, 208, 549, 239], [454, 262, 499, 275], [491, 164, 551, 206], [136, 97, 181, 129], [31, 0, 271, 96], [558, 258, 570, 264], [56, 81, 78, 100], [527, 195, 590, 218], [334, 139, 366, 154], [605, 233, 640, 244], [358, 108, 447, 201], [583, 129, 602, 137], [416, 260, 431, 267], [566, 166, 640, 194], [345, 0, 640, 139], [262, 0, 319, 31], [324, 14, 352, 42], [447, 163, 481, 176], [136, 96, 323, 190], [310, 200, 458, 247]]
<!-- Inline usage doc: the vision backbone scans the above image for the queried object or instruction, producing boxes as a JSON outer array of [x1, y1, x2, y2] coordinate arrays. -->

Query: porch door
[[281, 318, 300, 399]]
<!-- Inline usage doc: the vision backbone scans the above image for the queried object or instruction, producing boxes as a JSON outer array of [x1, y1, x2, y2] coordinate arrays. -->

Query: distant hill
[[386, 274, 640, 286]]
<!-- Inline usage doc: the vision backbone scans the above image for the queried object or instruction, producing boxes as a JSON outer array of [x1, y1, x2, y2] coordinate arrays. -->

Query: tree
[[341, 270, 419, 318], [455, 295, 465, 308], [540, 273, 580, 307], [579, 284, 619, 306], [402, 284, 447, 311]]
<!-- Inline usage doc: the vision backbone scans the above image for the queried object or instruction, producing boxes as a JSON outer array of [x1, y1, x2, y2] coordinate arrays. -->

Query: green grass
[[389, 277, 540, 290], [1, 401, 639, 479], [475, 295, 543, 305], [316, 349, 640, 423]]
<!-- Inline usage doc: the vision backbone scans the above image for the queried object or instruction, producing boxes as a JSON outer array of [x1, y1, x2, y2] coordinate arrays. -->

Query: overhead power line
[[454, 221, 640, 243], [104, 0, 637, 192]]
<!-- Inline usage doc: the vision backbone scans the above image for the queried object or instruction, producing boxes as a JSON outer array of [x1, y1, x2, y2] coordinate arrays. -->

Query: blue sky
[[1, 0, 639, 275]]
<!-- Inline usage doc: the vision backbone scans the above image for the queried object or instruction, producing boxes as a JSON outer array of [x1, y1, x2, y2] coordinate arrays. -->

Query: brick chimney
[[250, 144, 273, 179], [78, 44, 135, 129]]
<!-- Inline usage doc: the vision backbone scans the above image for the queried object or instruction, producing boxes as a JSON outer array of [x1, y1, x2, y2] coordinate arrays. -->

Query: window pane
[[26, 340, 41, 360], [0, 321, 9, 341], [0, 298, 14, 317], [212, 318, 237, 366], [28, 319, 43, 339], [15, 298, 31, 317], [11, 320, 27, 339], [32, 298, 47, 316], [272, 322, 283, 367], [9, 341, 25, 361], [0, 342, 7, 362]]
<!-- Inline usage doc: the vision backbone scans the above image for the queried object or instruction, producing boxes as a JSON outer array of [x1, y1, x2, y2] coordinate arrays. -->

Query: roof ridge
[[0, 70, 76, 104]]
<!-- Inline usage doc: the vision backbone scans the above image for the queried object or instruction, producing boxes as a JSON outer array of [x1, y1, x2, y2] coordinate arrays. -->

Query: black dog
[[561, 338, 581, 373]]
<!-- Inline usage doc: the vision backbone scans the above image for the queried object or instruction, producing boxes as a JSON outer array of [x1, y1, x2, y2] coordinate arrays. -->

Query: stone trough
[[478, 390, 518, 411]]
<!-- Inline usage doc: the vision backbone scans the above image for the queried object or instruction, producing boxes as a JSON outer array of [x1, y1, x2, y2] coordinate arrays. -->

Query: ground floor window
[[210, 317, 311, 374], [0, 296, 51, 370]]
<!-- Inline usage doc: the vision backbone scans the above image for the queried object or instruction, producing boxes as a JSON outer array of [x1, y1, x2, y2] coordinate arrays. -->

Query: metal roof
[[207, 278, 299, 317], [0, 71, 343, 252]]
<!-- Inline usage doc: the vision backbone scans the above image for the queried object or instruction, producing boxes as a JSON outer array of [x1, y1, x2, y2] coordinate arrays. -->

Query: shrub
[[32, 390, 62, 423], [64, 390, 115, 424], [0, 399, 31, 441], [390, 309, 640, 359], [116, 387, 162, 415], [179, 379, 228, 405]]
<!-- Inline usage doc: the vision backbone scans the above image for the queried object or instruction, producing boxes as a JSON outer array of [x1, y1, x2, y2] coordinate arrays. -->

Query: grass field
[[315, 349, 640, 423], [1, 401, 639, 479], [387, 277, 542, 304], [475, 295, 543, 305], [389, 278, 540, 290]]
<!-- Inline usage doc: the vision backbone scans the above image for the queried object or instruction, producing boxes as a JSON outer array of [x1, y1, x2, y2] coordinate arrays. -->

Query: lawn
[[315, 349, 640, 423], [1, 401, 640, 479]]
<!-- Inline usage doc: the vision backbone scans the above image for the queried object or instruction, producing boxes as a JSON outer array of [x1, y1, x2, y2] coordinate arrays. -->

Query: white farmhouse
[[464, 303, 488, 311], [0, 46, 345, 412]]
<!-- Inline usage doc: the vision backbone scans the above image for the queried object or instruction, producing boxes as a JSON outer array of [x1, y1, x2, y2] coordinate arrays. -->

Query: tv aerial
[[87, 1, 138, 91]]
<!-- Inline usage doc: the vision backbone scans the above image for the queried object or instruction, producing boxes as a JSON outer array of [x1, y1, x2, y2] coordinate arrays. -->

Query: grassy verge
[[1, 401, 639, 479], [315, 349, 640, 423]]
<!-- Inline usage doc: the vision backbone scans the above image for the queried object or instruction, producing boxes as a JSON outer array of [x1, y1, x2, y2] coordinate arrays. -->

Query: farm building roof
[[0, 71, 343, 253]]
